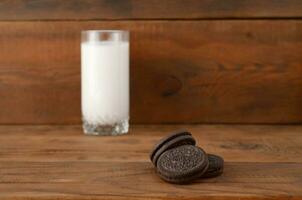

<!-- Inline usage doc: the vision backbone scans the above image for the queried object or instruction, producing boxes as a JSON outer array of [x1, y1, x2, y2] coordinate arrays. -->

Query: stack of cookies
[[150, 131, 224, 184]]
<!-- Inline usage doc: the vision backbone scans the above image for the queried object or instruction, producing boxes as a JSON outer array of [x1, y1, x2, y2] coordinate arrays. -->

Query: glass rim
[[81, 30, 129, 34]]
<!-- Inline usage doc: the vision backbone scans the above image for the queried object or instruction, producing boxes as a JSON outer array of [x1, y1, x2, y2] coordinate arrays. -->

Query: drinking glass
[[81, 30, 129, 135]]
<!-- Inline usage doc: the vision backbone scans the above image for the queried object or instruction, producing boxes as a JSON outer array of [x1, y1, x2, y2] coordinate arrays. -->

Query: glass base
[[83, 120, 129, 136]]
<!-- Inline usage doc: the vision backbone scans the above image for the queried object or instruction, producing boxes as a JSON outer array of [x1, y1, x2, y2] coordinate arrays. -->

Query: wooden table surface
[[0, 125, 301, 200]]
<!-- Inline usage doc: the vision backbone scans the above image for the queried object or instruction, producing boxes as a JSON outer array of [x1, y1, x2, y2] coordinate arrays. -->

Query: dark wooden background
[[0, 0, 301, 124]]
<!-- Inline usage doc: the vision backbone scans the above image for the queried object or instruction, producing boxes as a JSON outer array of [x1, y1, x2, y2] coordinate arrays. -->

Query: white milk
[[81, 41, 129, 125]]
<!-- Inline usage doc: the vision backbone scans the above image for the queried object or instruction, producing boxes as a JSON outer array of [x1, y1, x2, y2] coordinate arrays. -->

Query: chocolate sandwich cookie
[[202, 154, 224, 178], [156, 145, 209, 184], [150, 131, 191, 161], [150, 131, 196, 166]]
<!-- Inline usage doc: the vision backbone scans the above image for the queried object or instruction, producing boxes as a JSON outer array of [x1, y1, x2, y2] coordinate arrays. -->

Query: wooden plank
[[0, 162, 301, 200], [0, 21, 301, 124], [0, 125, 301, 162], [0, 0, 301, 20], [0, 125, 301, 200]]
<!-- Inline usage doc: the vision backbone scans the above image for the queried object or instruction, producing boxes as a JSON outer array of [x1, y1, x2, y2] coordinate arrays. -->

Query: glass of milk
[[81, 30, 129, 136]]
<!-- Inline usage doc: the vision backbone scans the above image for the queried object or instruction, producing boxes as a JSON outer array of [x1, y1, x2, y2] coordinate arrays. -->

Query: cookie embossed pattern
[[150, 131, 224, 184]]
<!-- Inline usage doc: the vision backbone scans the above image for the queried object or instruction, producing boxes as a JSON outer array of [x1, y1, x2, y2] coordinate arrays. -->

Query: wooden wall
[[0, 0, 301, 124]]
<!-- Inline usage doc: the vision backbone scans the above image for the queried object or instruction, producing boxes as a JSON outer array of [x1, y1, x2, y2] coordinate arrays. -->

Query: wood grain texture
[[0, 163, 301, 200], [0, 21, 301, 124], [0, 0, 301, 20], [0, 125, 301, 199], [0, 125, 301, 162]]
